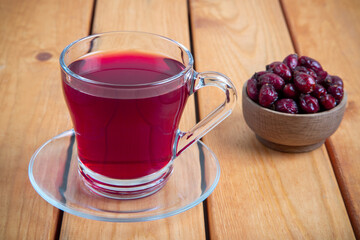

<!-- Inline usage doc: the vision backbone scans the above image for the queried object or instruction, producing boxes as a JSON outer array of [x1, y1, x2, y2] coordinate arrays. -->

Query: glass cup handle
[[173, 71, 238, 156]]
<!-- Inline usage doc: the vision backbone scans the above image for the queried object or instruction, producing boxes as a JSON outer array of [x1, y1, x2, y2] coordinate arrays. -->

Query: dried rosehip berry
[[320, 94, 337, 110], [266, 61, 292, 82], [311, 84, 327, 99], [258, 73, 285, 92], [322, 75, 332, 88], [252, 71, 268, 81], [330, 75, 344, 87], [246, 78, 259, 102], [293, 72, 316, 94], [323, 75, 344, 88], [316, 70, 328, 85], [283, 54, 298, 71], [282, 83, 299, 99], [327, 84, 344, 103], [299, 56, 323, 73], [275, 99, 298, 114], [259, 84, 278, 108], [294, 66, 317, 79], [299, 94, 320, 113]]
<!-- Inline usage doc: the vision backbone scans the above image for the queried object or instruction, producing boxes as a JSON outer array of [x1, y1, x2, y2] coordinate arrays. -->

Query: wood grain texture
[[281, 0, 360, 238], [0, 0, 93, 239], [60, 211, 204, 240], [59, 0, 205, 239], [189, 0, 354, 238]]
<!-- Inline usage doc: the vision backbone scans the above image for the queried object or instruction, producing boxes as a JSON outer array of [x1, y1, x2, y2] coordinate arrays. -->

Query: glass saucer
[[28, 129, 220, 222]]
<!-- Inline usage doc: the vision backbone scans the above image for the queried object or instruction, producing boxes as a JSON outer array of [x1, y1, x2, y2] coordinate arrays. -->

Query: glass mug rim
[[59, 31, 194, 88]]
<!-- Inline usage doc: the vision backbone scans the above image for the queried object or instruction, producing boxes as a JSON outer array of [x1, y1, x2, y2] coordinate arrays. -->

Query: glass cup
[[60, 31, 237, 199]]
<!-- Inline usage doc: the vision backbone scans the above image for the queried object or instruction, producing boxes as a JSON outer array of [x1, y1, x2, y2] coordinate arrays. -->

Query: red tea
[[62, 51, 188, 179]]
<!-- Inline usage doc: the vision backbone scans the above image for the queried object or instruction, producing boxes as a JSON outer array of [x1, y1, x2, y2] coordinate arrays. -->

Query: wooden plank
[[59, 0, 206, 239], [0, 0, 93, 239], [189, 0, 355, 239], [281, 0, 360, 238]]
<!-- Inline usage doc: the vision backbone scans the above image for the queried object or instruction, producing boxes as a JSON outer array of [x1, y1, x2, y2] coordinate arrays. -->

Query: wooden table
[[1, 0, 359, 239]]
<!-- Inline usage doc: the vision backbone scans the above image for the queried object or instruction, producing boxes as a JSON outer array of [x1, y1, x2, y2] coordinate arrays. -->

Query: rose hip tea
[[62, 51, 188, 179], [60, 32, 236, 199]]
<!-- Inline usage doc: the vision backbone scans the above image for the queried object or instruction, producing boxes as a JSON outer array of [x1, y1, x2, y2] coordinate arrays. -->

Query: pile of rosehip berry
[[246, 54, 344, 114]]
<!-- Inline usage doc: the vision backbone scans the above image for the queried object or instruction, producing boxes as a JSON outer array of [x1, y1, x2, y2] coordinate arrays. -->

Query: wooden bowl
[[242, 81, 347, 153]]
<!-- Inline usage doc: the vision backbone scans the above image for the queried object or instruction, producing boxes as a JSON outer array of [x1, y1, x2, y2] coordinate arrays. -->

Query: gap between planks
[[186, 0, 211, 239], [279, 0, 357, 237], [54, 0, 98, 239]]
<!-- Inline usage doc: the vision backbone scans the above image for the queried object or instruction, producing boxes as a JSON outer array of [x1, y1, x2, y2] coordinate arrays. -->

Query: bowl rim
[[242, 80, 347, 118]]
